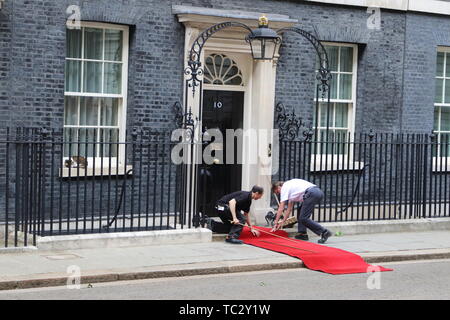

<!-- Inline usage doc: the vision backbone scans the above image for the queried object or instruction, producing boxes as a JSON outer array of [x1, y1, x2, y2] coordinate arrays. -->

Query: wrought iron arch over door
[[179, 20, 332, 227]]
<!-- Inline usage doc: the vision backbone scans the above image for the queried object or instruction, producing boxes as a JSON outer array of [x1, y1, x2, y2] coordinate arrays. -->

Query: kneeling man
[[206, 186, 263, 244]]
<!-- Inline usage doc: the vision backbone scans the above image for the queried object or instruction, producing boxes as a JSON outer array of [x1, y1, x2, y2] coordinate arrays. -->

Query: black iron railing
[[0, 127, 191, 247], [276, 131, 450, 222], [2, 126, 450, 248]]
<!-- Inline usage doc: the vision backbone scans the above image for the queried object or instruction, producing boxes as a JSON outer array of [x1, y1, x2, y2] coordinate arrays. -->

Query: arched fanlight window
[[204, 54, 244, 86]]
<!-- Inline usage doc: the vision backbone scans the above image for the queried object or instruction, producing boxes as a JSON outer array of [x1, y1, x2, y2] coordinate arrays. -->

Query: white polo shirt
[[280, 179, 316, 203]]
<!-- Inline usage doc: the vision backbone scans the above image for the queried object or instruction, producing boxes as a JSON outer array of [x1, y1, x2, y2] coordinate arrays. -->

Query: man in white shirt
[[270, 179, 332, 244]]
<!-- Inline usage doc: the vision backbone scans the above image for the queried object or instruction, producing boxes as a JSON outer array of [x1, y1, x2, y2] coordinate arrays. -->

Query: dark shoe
[[199, 214, 209, 227], [294, 233, 309, 241], [225, 237, 243, 244], [318, 230, 332, 244], [204, 217, 214, 231]]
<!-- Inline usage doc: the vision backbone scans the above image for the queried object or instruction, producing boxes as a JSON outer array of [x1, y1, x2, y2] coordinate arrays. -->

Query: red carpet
[[239, 226, 393, 275]]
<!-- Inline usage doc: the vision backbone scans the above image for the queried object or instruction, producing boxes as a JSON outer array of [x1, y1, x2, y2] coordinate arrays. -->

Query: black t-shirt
[[217, 191, 252, 213]]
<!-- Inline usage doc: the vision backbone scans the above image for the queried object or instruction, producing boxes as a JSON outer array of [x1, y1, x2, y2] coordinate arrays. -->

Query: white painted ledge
[[172, 5, 298, 24], [36, 228, 212, 250], [305, 0, 408, 10], [304, 0, 450, 16], [409, 0, 450, 15]]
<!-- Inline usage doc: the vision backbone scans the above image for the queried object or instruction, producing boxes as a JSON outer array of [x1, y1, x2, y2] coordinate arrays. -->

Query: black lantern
[[246, 16, 281, 60]]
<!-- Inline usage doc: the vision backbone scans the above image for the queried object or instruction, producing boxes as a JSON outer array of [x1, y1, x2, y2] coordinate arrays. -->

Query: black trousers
[[297, 186, 326, 235], [212, 206, 246, 239]]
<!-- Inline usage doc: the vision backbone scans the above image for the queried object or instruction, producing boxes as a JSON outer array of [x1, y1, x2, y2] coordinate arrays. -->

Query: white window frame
[[63, 22, 129, 176], [433, 47, 450, 172], [312, 42, 359, 172]]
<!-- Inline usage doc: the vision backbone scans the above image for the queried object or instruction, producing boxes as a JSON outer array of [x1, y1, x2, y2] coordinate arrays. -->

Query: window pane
[[100, 128, 119, 157], [318, 129, 325, 142], [446, 53, 450, 78], [339, 74, 352, 100], [204, 56, 214, 84], [340, 46, 353, 72], [63, 128, 79, 157], [335, 129, 349, 140], [225, 74, 243, 85], [221, 57, 232, 78], [319, 103, 336, 128], [441, 133, 450, 157], [335, 129, 349, 155], [437, 52, 445, 77], [330, 74, 338, 99], [80, 97, 99, 126], [436, 78, 444, 103], [101, 98, 119, 126], [104, 30, 123, 61], [66, 29, 82, 59], [65, 60, 81, 92], [214, 54, 222, 71], [441, 107, 450, 131], [326, 46, 339, 72], [319, 103, 332, 127], [78, 128, 97, 157], [445, 80, 450, 104], [64, 96, 78, 125], [334, 103, 348, 128], [84, 28, 103, 60], [434, 107, 440, 131], [83, 61, 102, 93], [104, 62, 122, 94]]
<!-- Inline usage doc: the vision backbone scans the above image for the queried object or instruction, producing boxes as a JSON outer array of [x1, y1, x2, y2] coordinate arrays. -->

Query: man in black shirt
[[207, 186, 264, 244]]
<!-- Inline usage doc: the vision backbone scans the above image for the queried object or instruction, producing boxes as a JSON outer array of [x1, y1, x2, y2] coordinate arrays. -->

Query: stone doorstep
[[212, 218, 450, 241], [35, 228, 213, 251], [1, 249, 450, 291], [0, 246, 38, 255], [254, 218, 450, 236], [320, 218, 450, 235]]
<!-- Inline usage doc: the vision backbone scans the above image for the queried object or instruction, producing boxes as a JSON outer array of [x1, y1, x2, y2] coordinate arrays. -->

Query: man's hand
[[231, 218, 240, 225], [270, 220, 282, 232], [250, 228, 260, 237]]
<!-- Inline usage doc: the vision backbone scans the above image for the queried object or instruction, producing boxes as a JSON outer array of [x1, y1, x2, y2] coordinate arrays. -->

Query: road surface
[[0, 259, 449, 300]]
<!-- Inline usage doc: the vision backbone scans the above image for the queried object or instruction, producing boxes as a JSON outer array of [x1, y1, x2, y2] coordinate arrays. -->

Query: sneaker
[[318, 230, 332, 244], [294, 233, 309, 241], [225, 237, 243, 244]]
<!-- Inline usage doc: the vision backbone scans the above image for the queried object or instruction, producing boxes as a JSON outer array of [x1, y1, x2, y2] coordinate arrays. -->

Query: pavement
[[1, 227, 450, 291]]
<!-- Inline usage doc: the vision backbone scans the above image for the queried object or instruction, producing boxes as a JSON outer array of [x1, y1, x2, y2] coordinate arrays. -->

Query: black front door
[[198, 90, 244, 216]]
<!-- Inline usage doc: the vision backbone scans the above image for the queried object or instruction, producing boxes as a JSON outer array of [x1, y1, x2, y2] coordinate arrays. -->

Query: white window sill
[[309, 159, 365, 172], [432, 159, 450, 173], [59, 165, 133, 178]]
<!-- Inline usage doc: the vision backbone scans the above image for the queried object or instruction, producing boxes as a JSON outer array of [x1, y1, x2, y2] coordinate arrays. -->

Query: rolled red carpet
[[239, 226, 393, 275]]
